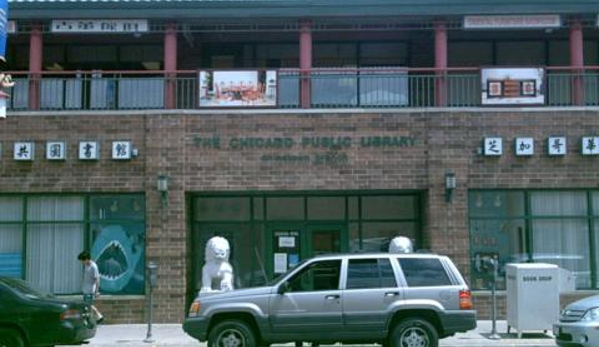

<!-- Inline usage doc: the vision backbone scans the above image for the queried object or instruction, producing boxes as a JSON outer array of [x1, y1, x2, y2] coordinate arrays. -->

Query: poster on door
[[273, 230, 300, 273]]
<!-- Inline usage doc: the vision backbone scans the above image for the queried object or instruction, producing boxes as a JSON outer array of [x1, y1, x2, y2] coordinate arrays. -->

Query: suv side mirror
[[277, 282, 290, 295]]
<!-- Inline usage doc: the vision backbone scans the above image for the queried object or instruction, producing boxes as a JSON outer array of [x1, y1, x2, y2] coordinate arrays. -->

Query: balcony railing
[[5, 67, 599, 111]]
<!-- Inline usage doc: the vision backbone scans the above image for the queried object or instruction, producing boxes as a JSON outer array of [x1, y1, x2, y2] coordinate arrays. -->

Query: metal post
[[569, 19, 584, 106], [164, 23, 177, 109], [434, 20, 447, 107], [489, 258, 501, 340], [299, 19, 312, 109], [28, 25, 43, 110], [144, 261, 158, 343], [144, 285, 154, 342]]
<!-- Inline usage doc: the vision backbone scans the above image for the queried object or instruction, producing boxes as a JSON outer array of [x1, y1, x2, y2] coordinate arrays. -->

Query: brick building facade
[[2, 108, 598, 322]]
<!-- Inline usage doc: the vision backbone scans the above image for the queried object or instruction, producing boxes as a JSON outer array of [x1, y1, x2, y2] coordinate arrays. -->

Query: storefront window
[[348, 197, 359, 220], [195, 197, 250, 221], [267, 197, 304, 220], [361, 222, 417, 252], [26, 197, 85, 294], [469, 190, 597, 290], [0, 194, 146, 295], [0, 198, 24, 278], [192, 225, 259, 289], [469, 218, 525, 290], [307, 197, 344, 220], [253, 197, 264, 220], [361, 196, 416, 219], [91, 222, 145, 295], [349, 223, 360, 252], [192, 193, 422, 292]]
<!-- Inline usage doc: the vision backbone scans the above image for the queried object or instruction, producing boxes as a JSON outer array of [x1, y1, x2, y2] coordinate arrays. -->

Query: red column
[[569, 19, 584, 106], [434, 20, 447, 107], [164, 23, 178, 109], [299, 20, 312, 109], [28, 26, 43, 110]]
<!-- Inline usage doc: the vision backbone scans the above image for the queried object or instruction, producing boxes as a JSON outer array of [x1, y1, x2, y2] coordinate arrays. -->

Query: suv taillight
[[459, 290, 473, 310], [188, 301, 200, 317]]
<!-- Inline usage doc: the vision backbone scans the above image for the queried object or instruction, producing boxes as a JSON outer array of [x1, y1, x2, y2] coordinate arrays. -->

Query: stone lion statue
[[200, 236, 234, 293], [0, 73, 15, 89], [388, 236, 413, 254]]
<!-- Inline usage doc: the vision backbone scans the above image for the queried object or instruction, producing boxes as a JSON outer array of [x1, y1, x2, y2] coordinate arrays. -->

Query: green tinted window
[[469, 191, 525, 218], [361, 196, 416, 219], [194, 197, 250, 221]]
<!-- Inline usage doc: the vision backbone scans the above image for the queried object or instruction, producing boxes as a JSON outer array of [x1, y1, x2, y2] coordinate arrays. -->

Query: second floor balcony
[[5, 66, 599, 112]]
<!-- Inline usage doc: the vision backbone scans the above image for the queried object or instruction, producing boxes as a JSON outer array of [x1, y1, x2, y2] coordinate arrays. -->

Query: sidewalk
[[71, 321, 557, 347]]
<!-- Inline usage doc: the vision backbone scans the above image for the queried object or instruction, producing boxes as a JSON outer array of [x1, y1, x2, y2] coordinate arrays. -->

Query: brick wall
[[3, 109, 599, 323]]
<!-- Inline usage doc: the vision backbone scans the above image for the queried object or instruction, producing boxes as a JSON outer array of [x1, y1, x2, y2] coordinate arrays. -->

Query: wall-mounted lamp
[[445, 171, 456, 203], [157, 175, 169, 207]]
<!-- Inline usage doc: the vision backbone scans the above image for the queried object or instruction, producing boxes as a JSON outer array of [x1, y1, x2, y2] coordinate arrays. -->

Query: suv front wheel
[[390, 318, 439, 347], [208, 320, 256, 347]]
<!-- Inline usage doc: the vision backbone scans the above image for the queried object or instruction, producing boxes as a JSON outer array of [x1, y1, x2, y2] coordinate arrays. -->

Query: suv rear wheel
[[0, 328, 25, 347], [208, 320, 256, 347], [390, 318, 438, 347]]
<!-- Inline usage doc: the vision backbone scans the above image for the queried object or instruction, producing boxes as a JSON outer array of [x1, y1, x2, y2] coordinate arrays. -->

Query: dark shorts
[[83, 294, 95, 304]]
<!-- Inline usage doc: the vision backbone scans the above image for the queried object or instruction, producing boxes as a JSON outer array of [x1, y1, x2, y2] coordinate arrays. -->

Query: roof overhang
[[8, 0, 599, 20]]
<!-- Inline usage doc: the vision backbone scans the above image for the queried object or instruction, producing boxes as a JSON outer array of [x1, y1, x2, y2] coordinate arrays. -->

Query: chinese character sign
[[14, 142, 33, 161], [0, 0, 8, 61], [112, 141, 132, 160], [515, 138, 534, 156], [582, 137, 599, 155], [483, 137, 503, 156], [46, 141, 66, 160], [79, 141, 99, 160], [548, 137, 566, 156]]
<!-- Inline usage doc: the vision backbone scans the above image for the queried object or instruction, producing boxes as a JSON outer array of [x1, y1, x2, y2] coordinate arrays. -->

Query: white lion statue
[[200, 236, 234, 293], [389, 236, 413, 254]]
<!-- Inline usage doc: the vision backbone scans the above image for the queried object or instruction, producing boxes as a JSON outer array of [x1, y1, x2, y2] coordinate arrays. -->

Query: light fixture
[[445, 171, 456, 203], [157, 175, 169, 207]]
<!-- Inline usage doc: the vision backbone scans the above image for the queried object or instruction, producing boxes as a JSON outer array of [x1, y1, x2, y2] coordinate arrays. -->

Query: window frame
[[469, 189, 599, 290], [0, 193, 146, 295], [345, 257, 397, 290]]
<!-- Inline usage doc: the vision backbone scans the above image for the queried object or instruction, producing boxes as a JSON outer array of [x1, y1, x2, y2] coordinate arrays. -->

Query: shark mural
[[92, 224, 144, 294]]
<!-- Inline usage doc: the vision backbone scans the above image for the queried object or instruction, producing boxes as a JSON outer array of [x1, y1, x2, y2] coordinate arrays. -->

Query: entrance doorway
[[189, 192, 423, 302], [266, 223, 347, 277]]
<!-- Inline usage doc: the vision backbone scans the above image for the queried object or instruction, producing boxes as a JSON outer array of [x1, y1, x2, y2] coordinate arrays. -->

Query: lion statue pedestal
[[200, 236, 234, 293]]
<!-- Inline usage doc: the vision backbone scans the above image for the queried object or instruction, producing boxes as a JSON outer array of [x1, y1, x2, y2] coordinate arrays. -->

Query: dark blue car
[[0, 277, 97, 347]]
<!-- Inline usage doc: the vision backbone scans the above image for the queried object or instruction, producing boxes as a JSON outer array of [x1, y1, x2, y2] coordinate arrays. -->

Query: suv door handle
[[325, 294, 340, 300], [385, 292, 400, 297]]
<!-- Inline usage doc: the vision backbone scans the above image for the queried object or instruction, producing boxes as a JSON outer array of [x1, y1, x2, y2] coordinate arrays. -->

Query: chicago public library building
[[2, 0, 599, 322]]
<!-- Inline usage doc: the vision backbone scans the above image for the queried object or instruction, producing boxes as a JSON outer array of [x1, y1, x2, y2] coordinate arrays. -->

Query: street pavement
[[67, 320, 557, 347]]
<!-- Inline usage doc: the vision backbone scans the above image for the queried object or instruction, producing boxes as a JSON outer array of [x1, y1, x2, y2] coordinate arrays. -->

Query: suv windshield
[[0, 277, 54, 299]]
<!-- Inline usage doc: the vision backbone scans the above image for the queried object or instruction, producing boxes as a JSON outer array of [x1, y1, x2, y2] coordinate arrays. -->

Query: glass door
[[306, 224, 348, 258], [266, 223, 303, 278], [266, 223, 348, 278]]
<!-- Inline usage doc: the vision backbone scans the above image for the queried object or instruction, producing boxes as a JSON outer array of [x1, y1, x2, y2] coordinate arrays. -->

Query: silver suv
[[183, 253, 477, 347]]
